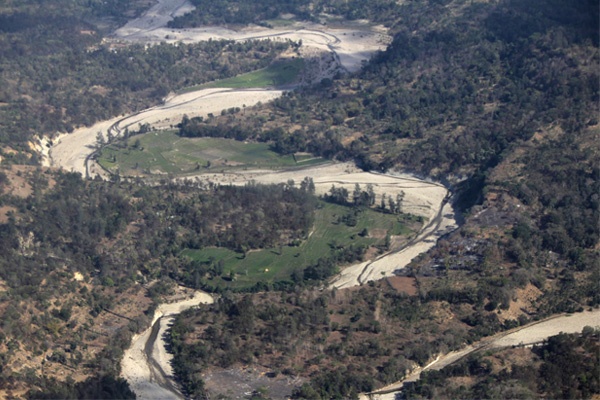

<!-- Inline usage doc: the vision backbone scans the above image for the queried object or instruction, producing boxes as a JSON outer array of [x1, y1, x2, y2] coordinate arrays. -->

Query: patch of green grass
[[182, 202, 418, 290], [97, 132, 325, 175], [180, 58, 304, 92]]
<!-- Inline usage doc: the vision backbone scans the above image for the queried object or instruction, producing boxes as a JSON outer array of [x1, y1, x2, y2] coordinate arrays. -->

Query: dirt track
[[362, 309, 600, 400]]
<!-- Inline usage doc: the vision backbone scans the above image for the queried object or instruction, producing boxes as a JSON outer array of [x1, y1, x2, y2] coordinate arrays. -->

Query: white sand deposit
[[491, 310, 600, 348]]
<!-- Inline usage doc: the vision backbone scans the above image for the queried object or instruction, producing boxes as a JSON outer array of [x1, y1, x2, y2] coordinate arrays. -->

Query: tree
[[353, 183, 362, 206], [380, 193, 387, 211], [300, 177, 315, 194], [326, 185, 349, 205], [396, 191, 405, 214], [95, 132, 105, 149], [367, 184, 376, 206]]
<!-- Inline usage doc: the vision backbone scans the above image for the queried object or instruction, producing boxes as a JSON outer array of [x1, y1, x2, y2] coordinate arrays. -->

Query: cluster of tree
[[2, 165, 392, 316], [0, 0, 141, 32], [0, 167, 322, 393], [401, 328, 599, 399], [323, 183, 404, 213], [301, 243, 366, 281], [27, 375, 135, 399], [178, 114, 257, 141], [141, 181, 316, 253]]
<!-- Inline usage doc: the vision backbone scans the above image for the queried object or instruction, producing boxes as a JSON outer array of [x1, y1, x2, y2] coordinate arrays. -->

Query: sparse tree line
[[323, 183, 405, 214]]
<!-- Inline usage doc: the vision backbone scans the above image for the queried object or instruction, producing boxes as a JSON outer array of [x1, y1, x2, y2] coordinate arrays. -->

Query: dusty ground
[[386, 276, 418, 296], [202, 366, 304, 400]]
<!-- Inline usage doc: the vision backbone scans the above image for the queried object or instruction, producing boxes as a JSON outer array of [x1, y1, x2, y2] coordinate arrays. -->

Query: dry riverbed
[[111, 0, 390, 74], [121, 288, 214, 399], [47, 88, 284, 176]]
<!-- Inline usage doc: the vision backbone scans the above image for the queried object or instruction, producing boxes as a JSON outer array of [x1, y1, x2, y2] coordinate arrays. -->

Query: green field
[[182, 202, 417, 290], [180, 58, 304, 93], [97, 132, 325, 175]]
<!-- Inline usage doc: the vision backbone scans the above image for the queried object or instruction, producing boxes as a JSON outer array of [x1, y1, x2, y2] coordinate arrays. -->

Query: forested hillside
[[168, 0, 403, 27], [0, 0, 597, 398]]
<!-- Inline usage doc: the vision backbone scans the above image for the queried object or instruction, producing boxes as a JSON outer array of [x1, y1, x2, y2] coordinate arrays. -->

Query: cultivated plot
[[97, 133, 325, 175]]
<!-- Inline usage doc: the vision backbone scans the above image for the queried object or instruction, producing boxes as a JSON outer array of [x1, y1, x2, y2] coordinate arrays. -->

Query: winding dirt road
[[362, 309, 600, 400]]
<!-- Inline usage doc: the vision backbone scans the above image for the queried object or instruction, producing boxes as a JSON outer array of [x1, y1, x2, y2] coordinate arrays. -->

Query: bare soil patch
[[386, 276, 418, 296], [497, 283, 542, 323], [202, 366, 304, 400], [0, 205, 16, 223], [1, 165, 33, 198]]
